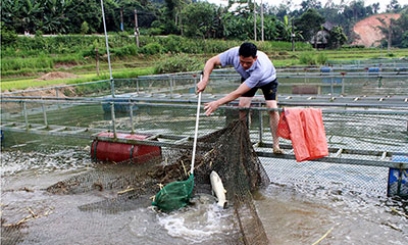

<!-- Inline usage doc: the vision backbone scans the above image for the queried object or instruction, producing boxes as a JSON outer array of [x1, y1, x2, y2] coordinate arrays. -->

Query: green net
[[151, 174, 195, 212]]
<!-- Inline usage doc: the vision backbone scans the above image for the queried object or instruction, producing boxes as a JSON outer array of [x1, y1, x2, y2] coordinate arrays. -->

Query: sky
[[206, 0, 388, 12]]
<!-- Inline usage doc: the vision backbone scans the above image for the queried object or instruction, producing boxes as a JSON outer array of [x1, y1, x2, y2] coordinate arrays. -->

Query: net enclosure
[[42, 119, 271, 245]]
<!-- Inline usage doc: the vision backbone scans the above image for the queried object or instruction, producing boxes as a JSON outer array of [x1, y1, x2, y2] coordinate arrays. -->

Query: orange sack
[[277, 108, 329, 162]]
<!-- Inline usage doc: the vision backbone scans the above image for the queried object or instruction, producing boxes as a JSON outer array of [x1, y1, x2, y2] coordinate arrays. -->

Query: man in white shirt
[[196, 42, 283, 154]]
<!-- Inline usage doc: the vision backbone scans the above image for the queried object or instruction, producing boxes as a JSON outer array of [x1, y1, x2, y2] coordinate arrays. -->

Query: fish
[[210, 170, 228, 208]]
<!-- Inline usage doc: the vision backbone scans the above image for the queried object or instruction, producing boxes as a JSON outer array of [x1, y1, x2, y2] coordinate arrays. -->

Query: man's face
[[239, 55, 257, 70]]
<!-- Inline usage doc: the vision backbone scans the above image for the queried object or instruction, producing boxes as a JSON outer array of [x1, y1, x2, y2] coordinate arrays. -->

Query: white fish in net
[[210, 170, 228, 209]]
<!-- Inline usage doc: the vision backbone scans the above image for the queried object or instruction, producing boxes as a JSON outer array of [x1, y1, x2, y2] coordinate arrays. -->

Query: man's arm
[[197, 55, 222, 93], [203, 83, 251, 116]]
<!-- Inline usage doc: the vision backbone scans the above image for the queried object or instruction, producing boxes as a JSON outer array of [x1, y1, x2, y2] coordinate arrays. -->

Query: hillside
[[352, 13, 401, 47]]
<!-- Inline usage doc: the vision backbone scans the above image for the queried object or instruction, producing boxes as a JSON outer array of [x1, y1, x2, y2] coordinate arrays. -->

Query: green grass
[[1, 67, 155, 92], [1, 47, 407, 92]]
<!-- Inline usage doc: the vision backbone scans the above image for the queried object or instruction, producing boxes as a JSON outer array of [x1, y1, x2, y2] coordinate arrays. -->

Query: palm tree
[[41, 0, 70, 34], [19, 0, 43, 34]]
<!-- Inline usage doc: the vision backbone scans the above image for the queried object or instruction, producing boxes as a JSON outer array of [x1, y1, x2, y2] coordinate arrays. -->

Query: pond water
[[1, 135, 407, 245]]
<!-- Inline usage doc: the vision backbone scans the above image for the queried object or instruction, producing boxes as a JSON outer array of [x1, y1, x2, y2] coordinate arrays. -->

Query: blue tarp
[[387, 155, 408, 197]]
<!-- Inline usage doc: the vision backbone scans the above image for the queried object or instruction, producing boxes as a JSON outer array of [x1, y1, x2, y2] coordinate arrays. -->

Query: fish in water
[[210, 170, 228, 208]]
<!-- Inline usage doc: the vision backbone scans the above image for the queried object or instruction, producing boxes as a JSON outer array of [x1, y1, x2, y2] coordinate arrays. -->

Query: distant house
[[310, 22, 334, 49]]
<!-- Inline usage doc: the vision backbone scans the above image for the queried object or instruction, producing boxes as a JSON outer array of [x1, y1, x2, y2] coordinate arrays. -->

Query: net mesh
[[42, 119, 270, 244], [151, 174, 195, 212]]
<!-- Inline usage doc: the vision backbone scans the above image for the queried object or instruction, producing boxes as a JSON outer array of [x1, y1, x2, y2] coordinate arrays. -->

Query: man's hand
[[196, 80, 207, 93], [204, 101, 220, 116]]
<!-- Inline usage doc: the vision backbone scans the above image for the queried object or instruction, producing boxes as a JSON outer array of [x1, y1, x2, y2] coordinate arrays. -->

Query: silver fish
[[210, 170, 228, 208]]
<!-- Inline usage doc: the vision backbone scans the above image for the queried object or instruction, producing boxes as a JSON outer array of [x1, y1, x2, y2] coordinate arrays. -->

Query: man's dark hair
[[239, 42, 257, 58]]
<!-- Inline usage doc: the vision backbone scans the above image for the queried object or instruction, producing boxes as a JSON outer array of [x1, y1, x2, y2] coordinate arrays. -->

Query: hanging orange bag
[[277, 108, 328, 162]]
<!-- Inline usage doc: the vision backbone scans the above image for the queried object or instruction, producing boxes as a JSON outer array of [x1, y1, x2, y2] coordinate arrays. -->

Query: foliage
[[298, 51, 329, 65], [295, 9, 325, 44], [2, 0, 408, 49], [1, 55, 53, 73], [327, 26, 348, 49], [111, 45, 139, 57], [378, 13, 408, 48], [140, 42, 163, 55], [401, 32, 408, 48], [0, 22, 18, 47], [316, 52, 328, 65], [181, 2, 221, 39], [1, 33, 407, 85], [221, 2, 279, 41], [154, 53, 204, 74], [222, 12, 253, 40], [299, 52, 317, 65], [80, 21, 89, 34]]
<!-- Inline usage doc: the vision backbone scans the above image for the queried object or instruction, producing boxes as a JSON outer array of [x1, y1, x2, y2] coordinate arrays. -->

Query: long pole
[[134, 9, 140, 48], [100, 0, 115, 97], [190, 92, 201, 174], [291, 19, 295, 51]]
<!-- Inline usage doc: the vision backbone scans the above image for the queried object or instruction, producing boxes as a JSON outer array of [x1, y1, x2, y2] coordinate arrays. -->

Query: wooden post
[[95, 48, 100, 76], [120, 8, 124, 31]]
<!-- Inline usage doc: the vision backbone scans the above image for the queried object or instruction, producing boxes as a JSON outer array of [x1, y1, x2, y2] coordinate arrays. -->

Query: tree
[[1, 0, 19, 27], [181, 2, 219, 39], [378, 13, 408, 48], [372, 3, 380, 14], [222, 12, 254, 40], [8, 0, 44, 34], [300, 0, 322, 11], [327, 26, 347, 48], [40, 0, 70, 34], [295, 8, 325, 47], [279, 15, 303, 51], [386, 0, 401, 13], [64, 0, 104, 33], [0, 22, 18, 48], [159, 0, 189, 34], [115, 0, 157, 31]]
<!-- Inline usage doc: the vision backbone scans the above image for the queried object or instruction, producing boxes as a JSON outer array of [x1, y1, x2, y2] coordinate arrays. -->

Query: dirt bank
[[353, 13, 401, 47]]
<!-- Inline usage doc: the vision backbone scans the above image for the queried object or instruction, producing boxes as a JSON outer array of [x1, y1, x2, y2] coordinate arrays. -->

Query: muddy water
[[1, 147, 241, 245], [1, 141, 407, 244], [257, 184, 407, 244]]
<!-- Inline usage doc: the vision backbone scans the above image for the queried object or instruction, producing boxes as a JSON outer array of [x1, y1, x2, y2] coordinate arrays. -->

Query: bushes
[[316, 53, 328, 65], [140, 43, 163, 55], [1, 55, 53, 72], [3, 34, 404, 80], [2, 34, 317, 60], [154, 54, 204, 74], [299, 52, 328, 65], [0, 23, 18, 48], [340, 45, 366, 50], [112, 45, 138, 57]]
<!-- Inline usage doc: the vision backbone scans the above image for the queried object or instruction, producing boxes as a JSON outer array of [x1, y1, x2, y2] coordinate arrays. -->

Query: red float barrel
[[91, 132, 161, 164]]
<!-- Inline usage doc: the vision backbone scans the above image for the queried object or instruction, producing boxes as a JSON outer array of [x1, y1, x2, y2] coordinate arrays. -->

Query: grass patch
[[1, 67, 155, 92]]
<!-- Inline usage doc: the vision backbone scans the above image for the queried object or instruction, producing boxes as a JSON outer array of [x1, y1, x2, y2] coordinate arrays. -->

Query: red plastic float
[[91, 132, 161, 163]]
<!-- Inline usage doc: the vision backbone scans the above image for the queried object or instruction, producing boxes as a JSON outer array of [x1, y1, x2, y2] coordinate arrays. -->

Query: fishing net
[[38, 119, 270, 244], [151, 174, 195, 212]]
